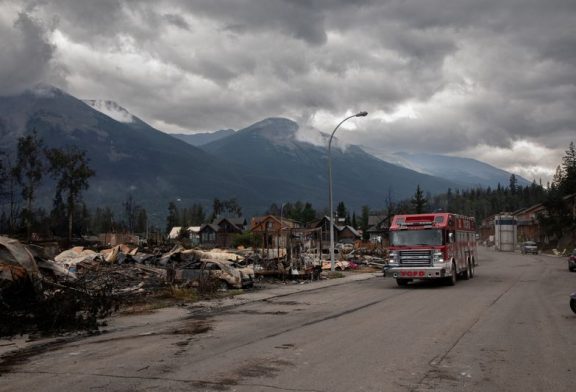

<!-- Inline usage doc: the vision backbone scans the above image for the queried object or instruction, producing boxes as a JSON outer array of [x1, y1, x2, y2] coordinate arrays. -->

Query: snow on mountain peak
[[83, 99, 135, 123]]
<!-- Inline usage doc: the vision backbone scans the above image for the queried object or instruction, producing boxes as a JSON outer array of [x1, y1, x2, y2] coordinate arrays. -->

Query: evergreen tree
[[411, 185, 427, 213], [360, 205, 370, 241], [189, 203, 206, 225], [135, 208, 148, 233], [210, 198, 222, 221], [166, 201, 179, 233], [123, 194, 139, 233], [301, 202, 316, 224], [336, 201, 347, 223], [45, 146, 95, 243], [509, 174, 518, 195], [12, 131, 44, 242], [92, 207, 114, 234], [266, 203, 280, 216], [0, 152, 19, 233], [560, 141, 576, 195]]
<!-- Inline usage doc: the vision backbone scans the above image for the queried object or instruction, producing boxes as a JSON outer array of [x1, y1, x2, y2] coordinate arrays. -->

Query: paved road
[[1, 247, 575, 391]]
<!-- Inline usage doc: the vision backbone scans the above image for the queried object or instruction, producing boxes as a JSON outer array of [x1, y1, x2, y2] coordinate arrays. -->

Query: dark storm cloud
[[0, 11, 57, 94], [178, 0, 374, 45], [163, 13, 190, 30], [32, 0, 125, 40]]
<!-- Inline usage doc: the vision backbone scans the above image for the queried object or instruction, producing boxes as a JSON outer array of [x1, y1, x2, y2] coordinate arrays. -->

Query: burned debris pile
[[0, 237, 258, 337], [1, 233, 383, 336], [0, 237, 166, 336]]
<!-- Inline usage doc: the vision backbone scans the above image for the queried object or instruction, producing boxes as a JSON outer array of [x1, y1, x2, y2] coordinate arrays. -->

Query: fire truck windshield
[[390, 229, 443, 246]]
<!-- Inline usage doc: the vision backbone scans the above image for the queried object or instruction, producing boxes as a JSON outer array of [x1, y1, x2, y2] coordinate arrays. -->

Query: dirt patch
[[236, 363, 280, 378], [274, 343, 295, 349], [0, 336, 82, 375], [234, 359, 294, 379], [171, 320, 212, 335], [239, 310, 289, 315], [191, 379, 237, 391], [263, 299, 307, 306], [196, 359, 295, 391]]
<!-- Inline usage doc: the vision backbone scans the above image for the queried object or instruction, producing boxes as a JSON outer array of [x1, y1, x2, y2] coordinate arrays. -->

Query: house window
[[202, 232, 216, 242]]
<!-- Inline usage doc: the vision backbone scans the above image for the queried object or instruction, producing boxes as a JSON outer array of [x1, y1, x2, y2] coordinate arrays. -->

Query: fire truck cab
[[385, 213, 477, 287]]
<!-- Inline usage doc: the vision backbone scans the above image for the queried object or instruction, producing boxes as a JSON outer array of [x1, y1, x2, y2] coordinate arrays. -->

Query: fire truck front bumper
[[383, 265, 452, 280]]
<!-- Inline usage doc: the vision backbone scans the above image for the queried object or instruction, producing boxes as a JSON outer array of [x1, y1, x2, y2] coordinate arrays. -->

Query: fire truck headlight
[[433, 251, 444, 263], [388, 251, 399, 265]]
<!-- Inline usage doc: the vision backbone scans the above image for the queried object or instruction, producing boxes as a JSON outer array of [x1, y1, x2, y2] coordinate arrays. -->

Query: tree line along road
[[1, 247, 575, 392]]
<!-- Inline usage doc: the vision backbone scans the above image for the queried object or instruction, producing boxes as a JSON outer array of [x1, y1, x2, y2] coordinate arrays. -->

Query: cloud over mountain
[[0, 0, 574, 183]]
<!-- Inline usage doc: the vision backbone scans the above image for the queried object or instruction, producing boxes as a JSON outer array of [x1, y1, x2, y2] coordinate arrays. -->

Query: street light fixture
[[328, 111, 368, 272]]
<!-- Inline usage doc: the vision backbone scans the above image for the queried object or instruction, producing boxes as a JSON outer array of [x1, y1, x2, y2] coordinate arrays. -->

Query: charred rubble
[[1, 235, 384, 337]]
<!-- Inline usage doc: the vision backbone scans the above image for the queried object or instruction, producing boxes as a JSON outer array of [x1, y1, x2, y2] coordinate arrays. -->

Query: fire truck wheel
[[462, 260, 472, 280], [396, 278, 410, 287], [468, 260, 475, 278], [445, 262, 457, 286]]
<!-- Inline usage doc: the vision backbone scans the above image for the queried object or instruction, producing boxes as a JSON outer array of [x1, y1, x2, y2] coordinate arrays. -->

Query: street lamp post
[[328, 111, 368, 272], [279, 202, 286, 259], [280, 203, 286, 241]]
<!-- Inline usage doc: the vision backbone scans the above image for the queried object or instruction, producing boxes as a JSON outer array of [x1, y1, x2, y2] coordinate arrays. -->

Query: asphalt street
[[1, 247, 575, 392]]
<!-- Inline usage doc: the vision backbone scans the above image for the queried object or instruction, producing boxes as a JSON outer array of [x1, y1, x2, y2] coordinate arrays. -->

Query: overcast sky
[[1, 0, 575, 183]]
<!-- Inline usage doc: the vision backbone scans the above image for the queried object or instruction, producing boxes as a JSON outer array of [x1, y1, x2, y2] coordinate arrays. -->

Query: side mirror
[[449, 232, 455, 243]]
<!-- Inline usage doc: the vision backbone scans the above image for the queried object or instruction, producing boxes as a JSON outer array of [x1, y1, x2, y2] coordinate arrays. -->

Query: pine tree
[[12, 131, 44, 242], [166, 201, 179, 233], [561, 141, 576, 195], [46, 145, 95, 243], [411, 185, 427, 214]]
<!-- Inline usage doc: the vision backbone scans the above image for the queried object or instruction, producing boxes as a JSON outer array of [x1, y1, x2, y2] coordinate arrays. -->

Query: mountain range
[[171, 129, 236, 146], [170, 125, 531, 189], [0, 86, 260, 216], [0, 85, 527, 218], [200, 118, 457, 210], [368, 151, 531, 188]]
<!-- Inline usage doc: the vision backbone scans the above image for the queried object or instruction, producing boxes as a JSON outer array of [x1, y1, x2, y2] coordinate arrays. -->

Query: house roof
[[311, 216, 335, 228], [168, 226, 182, 239], [250, 215, 299, 231], [214, 217, 246, 227], [368, 215, 386, 226], [514, 203, 545, 216], [339, 225, 361, 237], [199, 223, 220, 233], [367, 224, 388, 233]]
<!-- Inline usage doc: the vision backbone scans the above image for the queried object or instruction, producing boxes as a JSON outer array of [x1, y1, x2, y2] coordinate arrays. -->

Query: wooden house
[[514, 204, 547, 243], [366, 215, 390, 245], [250, 215, 300, 248], [312, 216, 361, 248]]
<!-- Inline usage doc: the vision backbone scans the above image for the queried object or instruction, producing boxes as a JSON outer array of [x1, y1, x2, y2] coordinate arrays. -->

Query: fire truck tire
[[468, 260, 475, 278], [570, 298, 576, 314], [396, 278, 410, 287], [445, 262, 457, 286]]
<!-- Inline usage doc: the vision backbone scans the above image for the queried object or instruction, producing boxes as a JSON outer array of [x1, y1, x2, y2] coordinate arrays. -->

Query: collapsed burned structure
[[0, 236, 257, 336]]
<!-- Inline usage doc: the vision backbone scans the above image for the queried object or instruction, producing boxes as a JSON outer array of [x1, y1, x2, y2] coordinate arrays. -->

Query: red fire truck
[[385, 213, 478, 287]]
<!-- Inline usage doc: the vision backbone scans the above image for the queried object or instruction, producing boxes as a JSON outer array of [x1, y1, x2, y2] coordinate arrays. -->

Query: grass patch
[[326, 271, 345, 279], [167, 286, 199, 301], [118, 300, 173, 315]]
